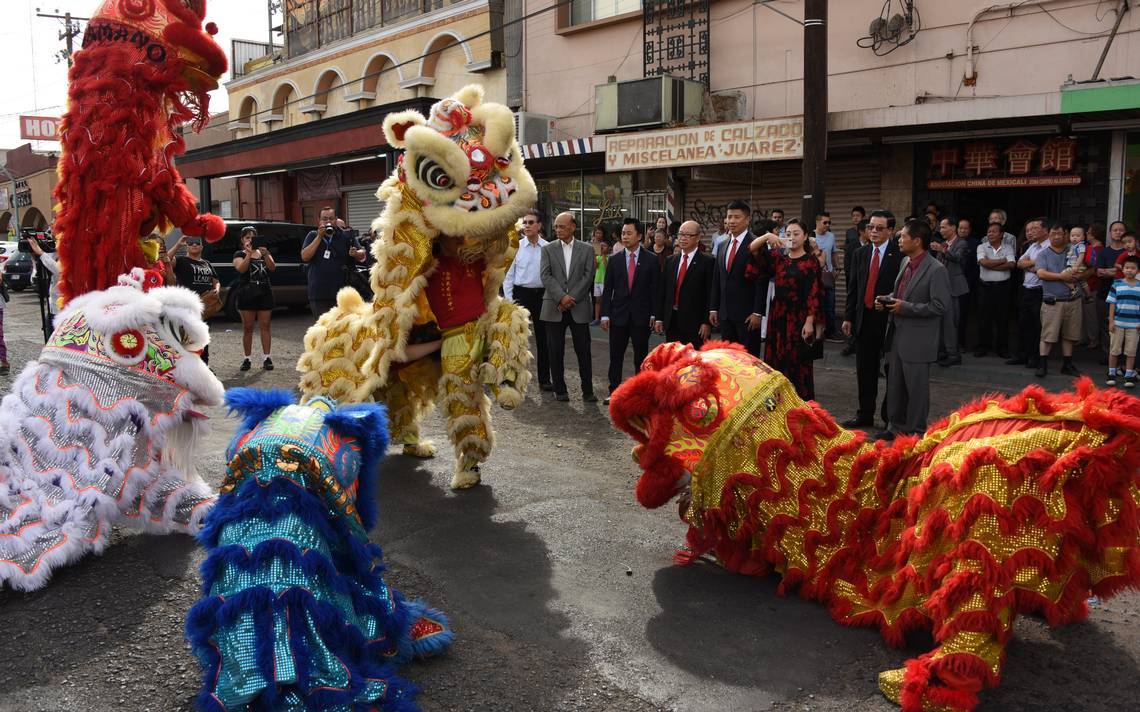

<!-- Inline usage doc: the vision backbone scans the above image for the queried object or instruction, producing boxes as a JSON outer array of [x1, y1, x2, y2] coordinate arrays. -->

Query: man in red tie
[[601, 218, 660, 404], [655, 220, 714, 347], [708, 200, 764, 355], [839, 209, 902, 429]]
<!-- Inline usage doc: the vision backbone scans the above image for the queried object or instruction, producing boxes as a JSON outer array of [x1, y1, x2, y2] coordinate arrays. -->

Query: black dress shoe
[[1035, 363, 1048, 378], [1005, 357, 1026, 365], [583, 392, 598, 403], [871, 430, 896, 442], [840, 345, 856, 357], [603, 397, 611, 405], [841, 417, 873, 428], [938, 357, 962, 367], [555, 393, 570, 402], [1060, 363, 1081, 376], [539, 382, 555, 392]]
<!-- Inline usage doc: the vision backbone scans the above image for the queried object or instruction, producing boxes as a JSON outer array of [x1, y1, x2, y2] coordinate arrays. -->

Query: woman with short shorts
[[233, 226, 277, 371]]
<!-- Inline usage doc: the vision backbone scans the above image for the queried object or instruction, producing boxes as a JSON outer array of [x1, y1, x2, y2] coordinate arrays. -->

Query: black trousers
[[854, 308, 888, 424], [976, 280, 1011, 354], [1016, 286, 1043, 363], [512, 286, 550, 386], [666, 321, 704, 349], [545, 313, 593, 396], [720, 317, 762, 357], [608, 320, 651, 392]]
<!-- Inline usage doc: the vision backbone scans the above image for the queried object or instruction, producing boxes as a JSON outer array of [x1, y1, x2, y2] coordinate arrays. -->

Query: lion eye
[[417, 158, 453, 189]]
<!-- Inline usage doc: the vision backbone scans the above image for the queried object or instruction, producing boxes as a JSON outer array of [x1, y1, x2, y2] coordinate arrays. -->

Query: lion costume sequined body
[[187, 390, 451, 711], [297, 85, 537, 489], [610, 342, 1140, 712], [54, 0, 227, 302], [0, 270, 225, 591]]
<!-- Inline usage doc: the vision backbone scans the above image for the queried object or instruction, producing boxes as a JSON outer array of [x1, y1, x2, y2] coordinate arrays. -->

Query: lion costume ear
[[383, 111, 426, 149]]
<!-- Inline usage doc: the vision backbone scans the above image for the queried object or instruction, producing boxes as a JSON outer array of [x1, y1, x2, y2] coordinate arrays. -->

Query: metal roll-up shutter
[[822, 156, 881, 320], [344, 184, 383, 232]]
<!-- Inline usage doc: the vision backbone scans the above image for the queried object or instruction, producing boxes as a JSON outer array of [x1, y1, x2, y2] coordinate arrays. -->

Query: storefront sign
[[13, 179, 32, 208], [925, 136, 1081, 189], [19, 115, 61, 141], [605, 118, 804, 172]]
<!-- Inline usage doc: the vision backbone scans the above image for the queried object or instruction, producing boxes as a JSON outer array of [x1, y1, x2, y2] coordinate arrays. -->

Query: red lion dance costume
[[610, 341, 1140, 712], [54, 0, 227, 303]]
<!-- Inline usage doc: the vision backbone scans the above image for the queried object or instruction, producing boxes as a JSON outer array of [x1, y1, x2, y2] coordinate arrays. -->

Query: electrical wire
[[1040, 4, 1115, 35], [856, 0, 923, 56]]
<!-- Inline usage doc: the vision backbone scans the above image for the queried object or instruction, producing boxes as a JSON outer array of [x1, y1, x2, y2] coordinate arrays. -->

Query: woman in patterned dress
[[746, 219, 825, 400]]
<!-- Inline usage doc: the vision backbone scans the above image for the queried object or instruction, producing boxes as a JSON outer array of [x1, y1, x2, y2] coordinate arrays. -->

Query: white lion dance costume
[[0, 270, 224, 591], [297, 85, 537, 489]]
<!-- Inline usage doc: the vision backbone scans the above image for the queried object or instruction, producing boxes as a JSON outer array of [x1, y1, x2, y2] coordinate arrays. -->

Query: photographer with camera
[[172, 233, 221, 364], [25, 232, 59, 342], [233, 226, 277, 371], [301, 206, 367, 316]]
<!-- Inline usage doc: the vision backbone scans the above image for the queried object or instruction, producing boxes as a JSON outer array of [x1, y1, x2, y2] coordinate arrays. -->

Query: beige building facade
[[180, 0, 507, 228]]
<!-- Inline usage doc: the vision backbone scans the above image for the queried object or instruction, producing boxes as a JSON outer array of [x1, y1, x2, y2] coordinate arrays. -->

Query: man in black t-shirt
[[301, 206, 366, 316], [172, 235, 220, 363]]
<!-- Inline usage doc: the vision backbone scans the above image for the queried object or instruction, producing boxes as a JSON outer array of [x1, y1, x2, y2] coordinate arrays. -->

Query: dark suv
[[169, 220, 313, 319], [3, 251, 35, 291]]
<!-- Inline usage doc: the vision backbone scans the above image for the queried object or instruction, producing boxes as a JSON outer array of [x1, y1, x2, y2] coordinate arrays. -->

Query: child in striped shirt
[[1106, 255, 1140, 387]]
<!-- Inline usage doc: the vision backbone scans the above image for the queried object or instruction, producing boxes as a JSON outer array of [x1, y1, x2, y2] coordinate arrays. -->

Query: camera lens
[[323, 225, 335, 237]]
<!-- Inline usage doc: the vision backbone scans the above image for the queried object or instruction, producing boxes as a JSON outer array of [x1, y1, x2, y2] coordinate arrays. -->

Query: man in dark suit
[[876, 219, 951, 439], [840, 209, 902, 428], [933, 215, 971, 366], [708, 200, 763, 355], [539, 211, 598, 403], [655, 220, 714, 347], [601, 218, 659, 403]]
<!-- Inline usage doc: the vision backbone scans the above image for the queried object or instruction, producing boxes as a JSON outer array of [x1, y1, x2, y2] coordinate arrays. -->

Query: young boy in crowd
[[1114, 231, 1138, 277], [1106, 255, 1140, 387]]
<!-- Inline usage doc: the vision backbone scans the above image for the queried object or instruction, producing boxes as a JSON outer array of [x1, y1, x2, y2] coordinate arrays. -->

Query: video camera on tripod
[[18, 229, 56, 254], [19, 228, 57, 343]]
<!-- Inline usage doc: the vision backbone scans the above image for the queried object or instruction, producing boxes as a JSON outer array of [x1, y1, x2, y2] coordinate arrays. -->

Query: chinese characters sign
[[926, 136, 1080, 189], [644, 0, 710, 85]]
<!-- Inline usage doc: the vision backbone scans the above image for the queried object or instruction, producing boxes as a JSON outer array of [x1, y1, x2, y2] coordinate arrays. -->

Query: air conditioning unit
[[514, 111, 555, 145], [594, 76, 705, 134]]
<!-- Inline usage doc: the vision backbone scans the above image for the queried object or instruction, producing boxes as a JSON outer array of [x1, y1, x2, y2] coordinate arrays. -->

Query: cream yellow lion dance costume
[[297, 85, 536, 489]]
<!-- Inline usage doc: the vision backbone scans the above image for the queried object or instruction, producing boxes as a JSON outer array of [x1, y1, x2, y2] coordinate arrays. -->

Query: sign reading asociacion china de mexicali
[[605, 117, 804, 172]]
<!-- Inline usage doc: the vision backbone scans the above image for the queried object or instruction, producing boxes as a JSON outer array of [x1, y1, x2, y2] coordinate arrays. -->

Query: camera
[[18, 233, 56, 253], [322, 223, 336, 237], [876, 295, 896, 306]]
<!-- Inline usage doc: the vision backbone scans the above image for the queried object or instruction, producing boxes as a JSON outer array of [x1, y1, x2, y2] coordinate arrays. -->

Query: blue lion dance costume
[[186, 389, 451, 711]]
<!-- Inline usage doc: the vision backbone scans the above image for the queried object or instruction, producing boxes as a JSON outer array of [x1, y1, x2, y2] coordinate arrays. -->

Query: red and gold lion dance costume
[[610, 342, 1140, 712], [54, 0, 227, 302]]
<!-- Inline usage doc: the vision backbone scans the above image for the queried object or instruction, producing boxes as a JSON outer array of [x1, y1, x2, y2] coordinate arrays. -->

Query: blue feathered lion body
[[186, 389, 451, 711]]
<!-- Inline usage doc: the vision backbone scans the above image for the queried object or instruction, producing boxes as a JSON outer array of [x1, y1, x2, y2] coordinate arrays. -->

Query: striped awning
[[520, 136, 599, 161]]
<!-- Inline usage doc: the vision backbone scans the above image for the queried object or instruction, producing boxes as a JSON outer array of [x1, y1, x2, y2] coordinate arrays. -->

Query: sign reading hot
[[19, 116, 62, 142]]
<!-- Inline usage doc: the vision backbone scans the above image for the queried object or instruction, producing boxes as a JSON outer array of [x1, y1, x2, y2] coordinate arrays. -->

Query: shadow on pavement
[[646, 562, 900, 698], [369, 455, 591, 708], [0, 532, 197, 697]]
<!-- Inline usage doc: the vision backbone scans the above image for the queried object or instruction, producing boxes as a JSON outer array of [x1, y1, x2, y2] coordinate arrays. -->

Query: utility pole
[[35, 9, 89, 67], [801, 0, 827, 225]]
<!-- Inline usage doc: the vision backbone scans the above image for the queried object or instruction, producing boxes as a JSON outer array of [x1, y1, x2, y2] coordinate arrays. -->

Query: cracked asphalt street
[[1, 290, 1138, 712]]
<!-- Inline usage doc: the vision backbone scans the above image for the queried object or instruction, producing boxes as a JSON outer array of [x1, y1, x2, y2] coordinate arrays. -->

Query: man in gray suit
[[875, 219, 950, 439], [540, 212, 598, 402], [933, 216, 971, 366]]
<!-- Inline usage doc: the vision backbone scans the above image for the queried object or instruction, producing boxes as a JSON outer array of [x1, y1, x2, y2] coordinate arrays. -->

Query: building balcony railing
[[284, 0, 467, 60], [231, 39, 283, 78]]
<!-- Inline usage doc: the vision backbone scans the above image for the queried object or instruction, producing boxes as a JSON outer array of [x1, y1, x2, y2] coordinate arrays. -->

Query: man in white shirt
[[988, 208, 1018, 252], [1008, 217, 1048, 367], [504, 209, 551, 389], [710, 217, 730, 254], [975, 221, 1016, 359]]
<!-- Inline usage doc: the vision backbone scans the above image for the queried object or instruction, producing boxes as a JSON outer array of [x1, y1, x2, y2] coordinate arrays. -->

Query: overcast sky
[[0, 0, 271, 151]]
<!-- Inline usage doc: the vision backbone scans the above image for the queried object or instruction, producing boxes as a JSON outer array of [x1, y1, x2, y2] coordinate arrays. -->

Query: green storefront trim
[[1061, 81, 1140, 114]]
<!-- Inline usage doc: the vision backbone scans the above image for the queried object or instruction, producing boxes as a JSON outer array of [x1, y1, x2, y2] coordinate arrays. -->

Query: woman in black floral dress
[[746, 219, 825, 400]]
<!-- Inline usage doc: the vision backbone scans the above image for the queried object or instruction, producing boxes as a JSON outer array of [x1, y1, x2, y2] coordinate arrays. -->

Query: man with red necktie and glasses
[[840, 209, 902, 429], [655, 220, 714, 347]]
